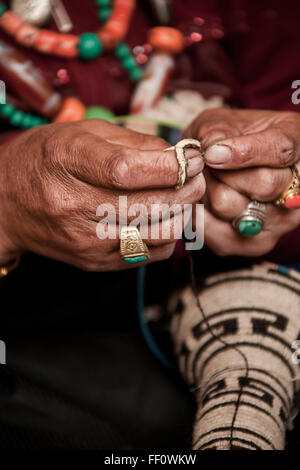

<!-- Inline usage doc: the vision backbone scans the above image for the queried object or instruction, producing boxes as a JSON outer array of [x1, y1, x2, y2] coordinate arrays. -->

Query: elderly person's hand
[[185, 107, 300, 257], [0, 119, 205, 271]]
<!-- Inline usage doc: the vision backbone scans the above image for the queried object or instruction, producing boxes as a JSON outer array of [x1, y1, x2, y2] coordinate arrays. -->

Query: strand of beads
[[0, 0, 135, 59], [115, 42, 143, 81], [96, 0, 143, 81], [0, 97, 117, 130], [0, 103, 49, 128], [0, 0, 143, 80], [95, 0, 112, 23]]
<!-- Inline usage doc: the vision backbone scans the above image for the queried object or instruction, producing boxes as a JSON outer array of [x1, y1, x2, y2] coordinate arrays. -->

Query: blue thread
[[286, 263, 300, 273], [277, 264, 292, 275], [137, 266, 176, 370]]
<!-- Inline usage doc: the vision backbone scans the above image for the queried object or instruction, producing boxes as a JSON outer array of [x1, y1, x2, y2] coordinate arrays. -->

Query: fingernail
[[203, 132, 228, 147], [187, 156, 204, 177], [205, 143, 232, 165]]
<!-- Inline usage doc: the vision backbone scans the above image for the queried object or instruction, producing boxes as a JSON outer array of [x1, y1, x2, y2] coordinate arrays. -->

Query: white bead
[[11, 0, 52, 26]]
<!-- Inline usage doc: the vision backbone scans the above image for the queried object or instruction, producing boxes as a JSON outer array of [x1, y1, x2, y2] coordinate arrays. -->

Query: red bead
[[15, 23, 39, 47], [35, 30, 59, 53], [148, 27, 184, 54], [54, 34, 78, 58], [54, 97, 86, 123], [55, 68, 70, 85], [285, 193, 300, 209], [0, 11, 24, 36], [136, 53, 148, 64], [190, 32, 203, 42]]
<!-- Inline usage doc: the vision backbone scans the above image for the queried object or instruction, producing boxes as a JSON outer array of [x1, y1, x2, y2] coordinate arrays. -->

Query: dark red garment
[[0, 0, 300, 262]]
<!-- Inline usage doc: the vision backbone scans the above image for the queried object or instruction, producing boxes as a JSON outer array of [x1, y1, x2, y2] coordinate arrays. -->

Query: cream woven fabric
[[170, 264, 300, 450]]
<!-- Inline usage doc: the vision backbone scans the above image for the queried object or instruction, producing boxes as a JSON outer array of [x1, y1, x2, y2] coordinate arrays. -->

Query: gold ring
[[163, 138, 202, 189], [274, 166, 300, 209], [120, 226, 149, 264]]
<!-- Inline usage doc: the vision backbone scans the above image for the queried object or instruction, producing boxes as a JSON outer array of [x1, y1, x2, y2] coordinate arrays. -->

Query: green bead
[[30, 116, 44, 127], [122, 55, 137, 71], [0, 103, 15, 118], [20, 114, 35, 129], [10, 110, 25, 126], [78, 33, 103, 60], [123, 256, 147, 264], [98, 7, 111, 21], [0, 2, 7, 17], [84, 106, 115, 122], [95, 0, 111, 6], [129, 66, 144, 82], [238, 220, 262, 237], [115, 43, 131, 59]]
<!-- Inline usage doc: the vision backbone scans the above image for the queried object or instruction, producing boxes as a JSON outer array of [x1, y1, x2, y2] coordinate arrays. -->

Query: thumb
[[204, 127, 299, 169]]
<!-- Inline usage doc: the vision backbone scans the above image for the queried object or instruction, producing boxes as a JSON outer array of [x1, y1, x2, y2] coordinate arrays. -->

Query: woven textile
[[171, 264, 300, 450]]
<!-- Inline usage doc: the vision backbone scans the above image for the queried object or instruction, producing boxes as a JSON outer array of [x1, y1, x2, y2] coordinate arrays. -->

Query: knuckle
[[106, 150, 129, 188], [236, 139, 256, 164], [210, 186, 235, 217], [277, 134, 296, 167], [254, 169, 281, 200]]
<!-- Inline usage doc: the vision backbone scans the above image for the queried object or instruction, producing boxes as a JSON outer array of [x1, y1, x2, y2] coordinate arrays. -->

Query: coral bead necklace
[[0, 0, 185, 130], [0, 0, 143, 78]]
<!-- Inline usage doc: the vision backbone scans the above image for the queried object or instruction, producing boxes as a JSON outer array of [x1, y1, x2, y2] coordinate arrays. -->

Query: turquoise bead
[[129, 66, 144, 81], [0, 2, 7, 17], [0, 103, 15, 118], [238, 220, 262, 237], [115, 43, 131, 59], [95, 0, 111, 6], [31, 116, 44, 127], [10, 110, 24, 126], [98, 7, 111, 21], [20, 114, 35, 129], [122, 55, 137, 71], [78, 33, 103, 60], [124, 256, 147, 264]]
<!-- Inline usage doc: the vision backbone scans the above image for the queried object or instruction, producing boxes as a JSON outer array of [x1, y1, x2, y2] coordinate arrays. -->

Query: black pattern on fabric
[[170, 261, 300, 450]]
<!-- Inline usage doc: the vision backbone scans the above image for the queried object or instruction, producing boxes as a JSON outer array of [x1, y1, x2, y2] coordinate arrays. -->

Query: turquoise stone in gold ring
[[233, 201, 267, 237], [120, 226, 150, 264]]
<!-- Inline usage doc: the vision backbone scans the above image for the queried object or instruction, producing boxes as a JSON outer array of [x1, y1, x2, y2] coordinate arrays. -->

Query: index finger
[[66, 131, 204, 190]]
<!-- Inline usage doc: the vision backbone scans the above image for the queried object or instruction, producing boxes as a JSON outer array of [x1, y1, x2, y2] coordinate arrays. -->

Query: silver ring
[[232, 200, 267, 237]]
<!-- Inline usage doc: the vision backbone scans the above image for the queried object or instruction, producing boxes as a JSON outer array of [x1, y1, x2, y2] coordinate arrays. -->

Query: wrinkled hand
[[185, 108, 300, 256], [0, 119, 205, 270]]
